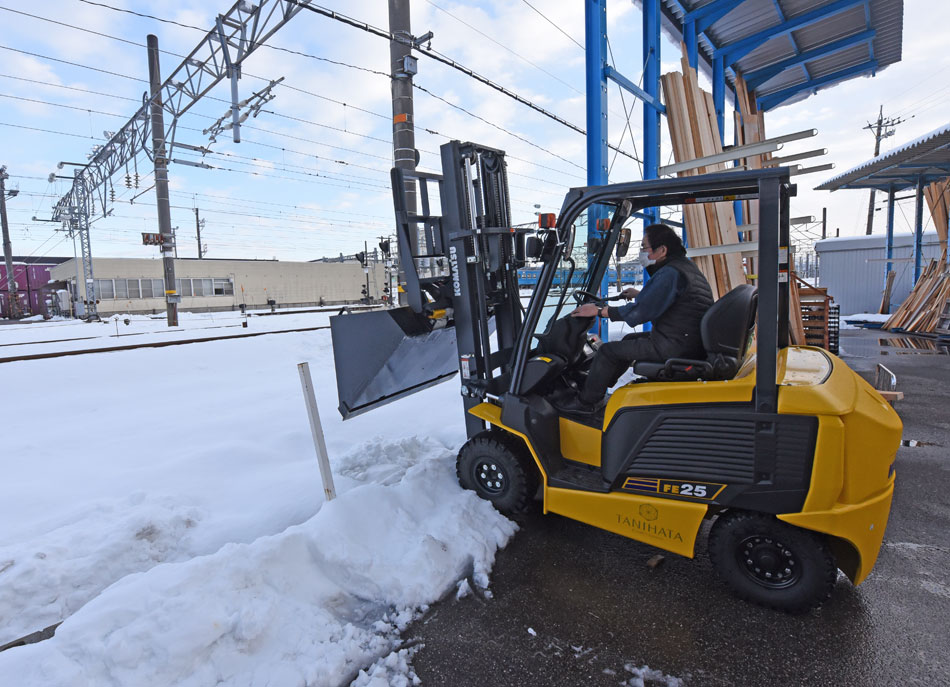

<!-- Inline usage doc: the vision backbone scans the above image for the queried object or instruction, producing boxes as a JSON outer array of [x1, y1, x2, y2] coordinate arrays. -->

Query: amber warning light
[[538, 213, 556, 228]]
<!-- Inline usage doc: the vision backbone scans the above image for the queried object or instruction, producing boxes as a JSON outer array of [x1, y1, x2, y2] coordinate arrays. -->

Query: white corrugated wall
[[814, 232, 944, 315]]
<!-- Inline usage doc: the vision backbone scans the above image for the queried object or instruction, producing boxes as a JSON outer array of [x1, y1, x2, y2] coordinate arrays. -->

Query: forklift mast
[[331, 141, 529, 434]]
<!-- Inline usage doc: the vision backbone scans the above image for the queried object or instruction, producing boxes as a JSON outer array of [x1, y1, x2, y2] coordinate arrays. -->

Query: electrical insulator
[[134, 173, 140, 188], [125, 174, 132, 188], [110, 188, 115, 202]]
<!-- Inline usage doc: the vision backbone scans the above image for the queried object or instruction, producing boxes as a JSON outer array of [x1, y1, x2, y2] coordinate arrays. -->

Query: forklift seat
[[632, 284, 757, 382]]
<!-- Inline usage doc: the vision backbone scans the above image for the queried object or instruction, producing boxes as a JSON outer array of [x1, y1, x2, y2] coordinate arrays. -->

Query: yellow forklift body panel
[[778, 480, 895, 585], [558, 417, 601, 467], [603, 375, 755, 425], [467, 345, 901, 579], [775, 349, 901, 584], [545, 487, 707, 558]]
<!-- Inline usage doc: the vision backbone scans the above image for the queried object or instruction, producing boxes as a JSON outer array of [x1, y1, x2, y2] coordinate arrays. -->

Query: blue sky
[[0, 0, 947, 263]]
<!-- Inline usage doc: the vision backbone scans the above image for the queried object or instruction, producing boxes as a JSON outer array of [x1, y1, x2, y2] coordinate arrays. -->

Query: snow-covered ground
[[0, 308, 678, 686], [0, 311, 516, 685]]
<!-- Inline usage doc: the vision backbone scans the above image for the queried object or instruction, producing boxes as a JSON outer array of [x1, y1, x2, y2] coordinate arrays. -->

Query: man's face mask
[[638, 250, 653, 267]]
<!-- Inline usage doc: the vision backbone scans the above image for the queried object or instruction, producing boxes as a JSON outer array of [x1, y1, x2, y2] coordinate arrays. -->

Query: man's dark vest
[[647, 256, 714, 358]]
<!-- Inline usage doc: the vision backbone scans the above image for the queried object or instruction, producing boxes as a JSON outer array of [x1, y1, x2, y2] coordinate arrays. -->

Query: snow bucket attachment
[[330, 307, 459, 419]]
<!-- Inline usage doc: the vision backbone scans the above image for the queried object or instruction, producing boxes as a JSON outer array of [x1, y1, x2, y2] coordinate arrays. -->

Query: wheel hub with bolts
[[737, 535, 801, 589], [476, 460, 506, 494]]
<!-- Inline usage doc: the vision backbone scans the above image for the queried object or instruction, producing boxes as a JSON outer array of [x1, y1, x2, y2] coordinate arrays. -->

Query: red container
[[27, 264, 51, 289], [1, 263, 58, 316]]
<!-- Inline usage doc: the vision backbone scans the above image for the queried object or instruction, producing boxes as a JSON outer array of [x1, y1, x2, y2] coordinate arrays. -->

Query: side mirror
[[588, 237, 602, 255], [616, 227, 632, 258], [525, 235, 543, 260]]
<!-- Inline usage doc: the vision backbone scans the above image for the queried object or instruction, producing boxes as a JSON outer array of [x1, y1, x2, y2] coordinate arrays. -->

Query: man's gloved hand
[[571, 304, 600, 318], [620, 286, 640, 300]]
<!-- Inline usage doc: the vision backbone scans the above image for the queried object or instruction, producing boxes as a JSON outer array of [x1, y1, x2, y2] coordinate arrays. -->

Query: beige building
[[49, 257, 387, 316]]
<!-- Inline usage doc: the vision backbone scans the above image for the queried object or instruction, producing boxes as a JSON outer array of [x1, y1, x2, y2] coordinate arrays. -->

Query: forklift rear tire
[[707, 510, 837, 614], [457, 431, 538, 515]]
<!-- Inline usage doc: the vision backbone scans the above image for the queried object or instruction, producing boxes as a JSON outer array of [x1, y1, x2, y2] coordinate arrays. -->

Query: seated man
[[559, 223, 714, 414]]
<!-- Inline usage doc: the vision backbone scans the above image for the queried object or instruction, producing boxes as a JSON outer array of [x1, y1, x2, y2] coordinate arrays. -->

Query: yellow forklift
[[330, 141, 901, 613]]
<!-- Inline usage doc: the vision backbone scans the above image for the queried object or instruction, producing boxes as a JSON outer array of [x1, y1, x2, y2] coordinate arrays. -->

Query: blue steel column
[[713, 54, 726, 140], [585, 0, 608, 190], [913, 177, 924, 283], [642, 0, 661, 334], [884, 184, 895, 313], [684, 19, 698, 69], [585, 0, 609, 339], [643, 0, 660, 200]]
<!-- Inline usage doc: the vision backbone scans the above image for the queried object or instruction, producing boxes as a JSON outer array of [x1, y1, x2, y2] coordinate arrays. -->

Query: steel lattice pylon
[[50, 0, 314, 318]]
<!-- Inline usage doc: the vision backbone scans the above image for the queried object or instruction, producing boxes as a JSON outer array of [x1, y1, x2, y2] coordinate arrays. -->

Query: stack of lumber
[[935, 298, 950, 335], [879, 270, 896, 315], [733, 74, 769, 257], [659, 53, 813, 342], [883, 260, 950, 333], [660, 53, 746, 300], [924, 178, 949, 260], [787, 254, 805, 345]]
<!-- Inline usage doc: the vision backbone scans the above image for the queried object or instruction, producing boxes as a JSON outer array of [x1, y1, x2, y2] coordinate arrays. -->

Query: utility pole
[[194, 207, 203, 259], [821, 207, 827, 240], [389, 0, 423, 305], [863, 106, 904, 235], [389, 0, 417, 211], [0, 166, 21, 319], [147, 34, 178, 327]]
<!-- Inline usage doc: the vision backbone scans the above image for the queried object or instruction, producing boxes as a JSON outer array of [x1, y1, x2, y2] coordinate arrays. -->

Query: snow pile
[[351, 647, 421, 687], [839, 312, 891, 330], [0, 493, 205, 643], [0, 457, 515, 685], [623, 662, 684, 687], [0, 313, 516, 684]]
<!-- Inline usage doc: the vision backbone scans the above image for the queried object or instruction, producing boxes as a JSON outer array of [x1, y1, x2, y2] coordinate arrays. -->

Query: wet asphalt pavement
[[405, 329, 950, 686]]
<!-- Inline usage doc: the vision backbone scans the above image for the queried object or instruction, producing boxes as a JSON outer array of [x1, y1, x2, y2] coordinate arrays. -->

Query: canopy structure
[[653, 0, 903, 127], [591, 0, 906, 209], [585, 1, 905, 329], [816, 124, 950, 192], [816, 124, 950, 284]]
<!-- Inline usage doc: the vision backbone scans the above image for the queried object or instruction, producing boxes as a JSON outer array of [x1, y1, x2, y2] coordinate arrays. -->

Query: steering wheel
[[572, 289, 604, 305]]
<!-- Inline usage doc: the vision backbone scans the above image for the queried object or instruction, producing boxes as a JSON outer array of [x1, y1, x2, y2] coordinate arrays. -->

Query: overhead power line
[[292, 2, 641, 163], [411, 84, 584, 171], [75, 0, 391, 79], [423, 0, 582, 95], [4, 8, 590, 181], [0, 44, 143, 83], [2, 25, 585, 182], [519, 0, 585, 50]]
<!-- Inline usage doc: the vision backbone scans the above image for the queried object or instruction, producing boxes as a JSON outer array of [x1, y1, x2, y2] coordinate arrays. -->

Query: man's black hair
[[644, 223, 687, 259]]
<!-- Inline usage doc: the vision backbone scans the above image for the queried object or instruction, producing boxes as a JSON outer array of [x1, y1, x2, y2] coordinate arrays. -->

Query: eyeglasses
[[640, 243, 653, 252]]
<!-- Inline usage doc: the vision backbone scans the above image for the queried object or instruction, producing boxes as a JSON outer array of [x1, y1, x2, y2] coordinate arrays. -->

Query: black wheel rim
[[474, 458, 507, 495], [735, 535, 801, 589]]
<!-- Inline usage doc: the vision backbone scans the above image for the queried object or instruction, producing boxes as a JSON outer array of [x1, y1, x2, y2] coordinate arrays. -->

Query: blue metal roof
[[815, 123, 950, 191], [650, 0, 903, 112]]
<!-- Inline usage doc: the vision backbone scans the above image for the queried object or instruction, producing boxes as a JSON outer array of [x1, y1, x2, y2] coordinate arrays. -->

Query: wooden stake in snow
[[297, 362, 337, 501]]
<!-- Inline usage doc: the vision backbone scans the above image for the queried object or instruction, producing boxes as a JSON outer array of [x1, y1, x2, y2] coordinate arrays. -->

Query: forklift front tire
[[707, 510, 837, 614], [457, 431, 538, 515]]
